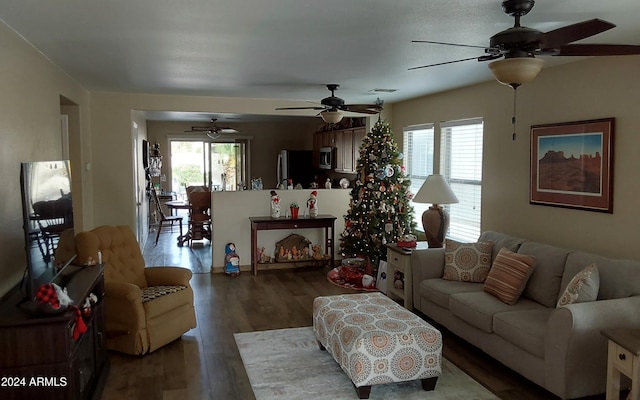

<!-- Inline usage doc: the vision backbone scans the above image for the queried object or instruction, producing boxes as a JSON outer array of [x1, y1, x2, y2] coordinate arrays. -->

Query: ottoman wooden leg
[[318, 340, 325, 351], [421, 377, 438, 391], [355, 385, 371, 399]]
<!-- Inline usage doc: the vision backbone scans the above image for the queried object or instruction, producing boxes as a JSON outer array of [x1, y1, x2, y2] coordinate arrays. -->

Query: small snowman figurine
[[324, 178, 332, 189], [307, 190, 318, 217], [224, 243, 240, 276], [270, 190, 280, 218]]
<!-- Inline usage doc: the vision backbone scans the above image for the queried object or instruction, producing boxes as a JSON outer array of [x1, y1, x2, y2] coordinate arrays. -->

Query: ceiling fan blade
[[343, 104, 384, 111], [275, 106, 328, 111], [342, 107, 382, 114], [409, 56, 481, 70], [553, 43, 640, 56], [411, 40, 488, 50], [541, 19, 615, 49], [218, 128, 239, 134]]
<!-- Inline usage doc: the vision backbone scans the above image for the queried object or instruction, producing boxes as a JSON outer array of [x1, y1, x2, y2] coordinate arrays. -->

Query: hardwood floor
[[100, 228, 614, 400]]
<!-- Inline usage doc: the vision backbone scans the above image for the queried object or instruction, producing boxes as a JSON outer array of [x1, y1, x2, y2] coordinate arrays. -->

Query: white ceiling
[[1, 0, 639, 122]]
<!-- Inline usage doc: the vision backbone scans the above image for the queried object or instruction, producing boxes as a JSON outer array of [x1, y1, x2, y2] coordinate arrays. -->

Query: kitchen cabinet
[[335, 127, 366, 173], [313, 126, 366, 173]]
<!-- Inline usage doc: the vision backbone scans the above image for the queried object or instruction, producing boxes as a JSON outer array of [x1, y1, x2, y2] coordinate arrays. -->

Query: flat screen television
[[19, 160, 77, 303]]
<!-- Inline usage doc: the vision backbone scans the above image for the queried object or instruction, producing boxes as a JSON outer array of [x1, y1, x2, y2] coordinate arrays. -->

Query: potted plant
[[289, 202, 300, 219]]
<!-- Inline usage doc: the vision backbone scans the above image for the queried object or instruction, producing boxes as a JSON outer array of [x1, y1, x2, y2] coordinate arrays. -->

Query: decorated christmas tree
[[340, 120, 415, 277]]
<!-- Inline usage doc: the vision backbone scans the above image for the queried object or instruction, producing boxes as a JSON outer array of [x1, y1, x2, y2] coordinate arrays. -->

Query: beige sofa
[[411, 231, 640, 399]]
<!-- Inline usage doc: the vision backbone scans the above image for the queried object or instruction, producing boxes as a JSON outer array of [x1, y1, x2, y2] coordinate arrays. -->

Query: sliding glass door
[[170, 140, 247, 197]]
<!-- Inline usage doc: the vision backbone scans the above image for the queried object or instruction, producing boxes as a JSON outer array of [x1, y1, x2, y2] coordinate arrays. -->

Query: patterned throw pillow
[[483, 248, 536, 305], [443, 239, 493, 283], [556, 264, 599, 307]]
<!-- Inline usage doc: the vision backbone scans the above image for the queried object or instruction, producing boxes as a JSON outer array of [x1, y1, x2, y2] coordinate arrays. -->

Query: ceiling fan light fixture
[[206, 130, 221, 140], [489, 57, 544, 88], [321, 110, 344, 124]]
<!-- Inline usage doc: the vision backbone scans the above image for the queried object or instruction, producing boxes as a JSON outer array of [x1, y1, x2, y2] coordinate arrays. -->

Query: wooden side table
[[602, 328, 640, 400], [385, 242, 428, 310]]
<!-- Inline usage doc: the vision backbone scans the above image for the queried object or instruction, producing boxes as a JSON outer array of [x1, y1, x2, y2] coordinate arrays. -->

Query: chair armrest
[[545, 296, 640, 399], [105, 280, 142, 301], [104, 281, 146, 332], [145, 266, 193, 287]]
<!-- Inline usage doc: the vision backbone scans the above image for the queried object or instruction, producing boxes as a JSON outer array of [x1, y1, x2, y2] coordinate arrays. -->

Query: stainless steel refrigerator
[[276, 149, 314, 188]]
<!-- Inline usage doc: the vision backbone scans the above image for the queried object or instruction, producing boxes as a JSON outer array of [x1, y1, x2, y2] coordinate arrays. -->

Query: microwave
[[319, 147, 334, 169]]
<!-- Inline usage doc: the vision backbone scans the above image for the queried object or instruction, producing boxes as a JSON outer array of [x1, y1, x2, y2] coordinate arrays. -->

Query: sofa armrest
[[144, 266, 193, 287], [545, 296, 640, 399], [104, 281, 146, 332], [411, 248, 445, 308]]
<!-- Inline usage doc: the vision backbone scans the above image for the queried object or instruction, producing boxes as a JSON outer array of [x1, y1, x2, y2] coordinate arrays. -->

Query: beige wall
[[391, 56, 640, 260], [0, 21, 90, 296]]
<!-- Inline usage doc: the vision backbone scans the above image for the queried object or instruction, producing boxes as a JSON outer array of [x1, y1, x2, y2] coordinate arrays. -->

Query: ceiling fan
[[410, 0, 640, 89], [275, 84, 384, 124], [185, 118, 239, 139]]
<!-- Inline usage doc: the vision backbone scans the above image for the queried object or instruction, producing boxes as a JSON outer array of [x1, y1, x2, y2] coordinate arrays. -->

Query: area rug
[[234, 326, 498, 400]]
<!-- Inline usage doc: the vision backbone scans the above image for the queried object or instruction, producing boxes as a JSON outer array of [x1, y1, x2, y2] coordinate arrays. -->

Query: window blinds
[[440, 118, 483, 242], [403, 124, 434, 230]]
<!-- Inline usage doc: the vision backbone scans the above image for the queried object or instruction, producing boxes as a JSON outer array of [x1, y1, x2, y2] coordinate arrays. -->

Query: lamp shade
[[413, 174, 459, 205], [320, 110, 344, 124], [488, 57, 544, 88]]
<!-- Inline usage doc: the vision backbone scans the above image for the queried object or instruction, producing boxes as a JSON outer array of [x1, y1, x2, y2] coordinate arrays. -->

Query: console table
[[249, 214, 337, 275]]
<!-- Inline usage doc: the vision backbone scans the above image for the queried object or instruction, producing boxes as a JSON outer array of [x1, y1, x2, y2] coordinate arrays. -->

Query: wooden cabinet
[[0, 266, 108, 400], [314, 126, 366, 173], [335, 127, 365, 173]]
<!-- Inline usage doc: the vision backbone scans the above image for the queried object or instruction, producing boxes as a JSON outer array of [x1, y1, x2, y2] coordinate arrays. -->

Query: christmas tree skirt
[[327, 267, 379, 291]]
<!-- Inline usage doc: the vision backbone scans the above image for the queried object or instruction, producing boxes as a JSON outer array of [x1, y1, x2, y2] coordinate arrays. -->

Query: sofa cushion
[[556, 264, 599, 307], [449, 291, 543, 333], [517, 241, 572, 307], [484, 248, 536, 305], [443, 239, 493, 283], [420, 278, 484, 309], [564, 251, 640, 300], [478, 231, 526, 263], [493, 309, 552, 358]]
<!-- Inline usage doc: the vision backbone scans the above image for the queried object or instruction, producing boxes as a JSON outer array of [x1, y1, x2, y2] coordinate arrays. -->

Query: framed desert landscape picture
[[530, 118, 614, 213]]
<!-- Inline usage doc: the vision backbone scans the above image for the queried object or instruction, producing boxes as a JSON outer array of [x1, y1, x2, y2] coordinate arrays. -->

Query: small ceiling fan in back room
[[275, 84, 384, 124], [410, 0, 640, 139], [185, 118, 239, 139]]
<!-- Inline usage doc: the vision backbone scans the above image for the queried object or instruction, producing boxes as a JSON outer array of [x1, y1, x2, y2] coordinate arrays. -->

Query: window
[[170, 140, 248, 197], [403, 124, 434, 230], [440, 118, 483, 242]]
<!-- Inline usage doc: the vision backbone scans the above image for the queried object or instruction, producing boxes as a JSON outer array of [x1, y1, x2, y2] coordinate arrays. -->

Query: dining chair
[[186, 190, 211, 247], [150, 190, 183, 246]]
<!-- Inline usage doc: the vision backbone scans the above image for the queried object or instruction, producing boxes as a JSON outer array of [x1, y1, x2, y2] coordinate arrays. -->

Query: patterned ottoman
[[312, 292, 442, 399]]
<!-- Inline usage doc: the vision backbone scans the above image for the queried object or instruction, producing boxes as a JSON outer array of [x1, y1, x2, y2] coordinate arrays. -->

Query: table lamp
[[413, 174, 459, 248]]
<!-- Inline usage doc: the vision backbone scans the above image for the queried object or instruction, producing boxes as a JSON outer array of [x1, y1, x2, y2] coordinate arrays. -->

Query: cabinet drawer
[[387, 253, 409, 270], [612, 343, 634, 376]]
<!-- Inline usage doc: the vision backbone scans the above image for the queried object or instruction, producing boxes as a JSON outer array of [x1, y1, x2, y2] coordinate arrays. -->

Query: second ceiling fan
[[276, 84, 383, 123], [185, 118, 239, 139], [410, 0, 640, 88]]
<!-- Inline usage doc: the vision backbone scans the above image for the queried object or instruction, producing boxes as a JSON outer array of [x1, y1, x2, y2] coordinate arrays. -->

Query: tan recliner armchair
[[74, 225, 196, 355]]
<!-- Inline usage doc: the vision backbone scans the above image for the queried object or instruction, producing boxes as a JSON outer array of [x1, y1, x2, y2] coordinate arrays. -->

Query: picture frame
[[530, 118, 614, 213]]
